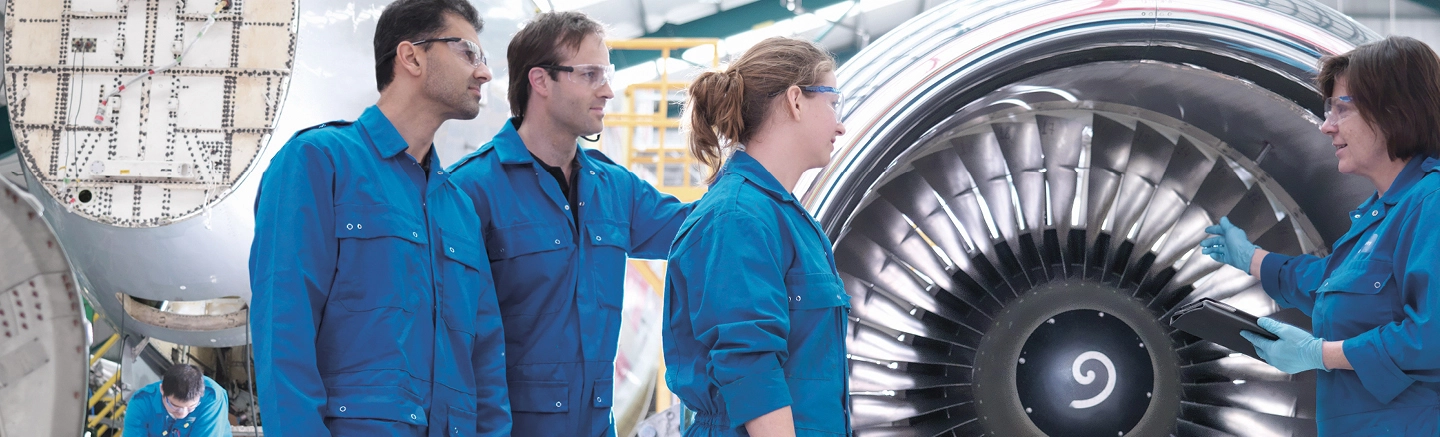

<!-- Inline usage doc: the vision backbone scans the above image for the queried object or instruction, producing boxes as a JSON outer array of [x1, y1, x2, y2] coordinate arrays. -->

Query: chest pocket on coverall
[[784, 273, 847, 379], [586, 221, 630, 310], [783, 272, 849, 435], [440, 228, 485, 336], [334, 204, 424, 312], [1317, 259, 1397, 331], [485, 223, 571, 316]]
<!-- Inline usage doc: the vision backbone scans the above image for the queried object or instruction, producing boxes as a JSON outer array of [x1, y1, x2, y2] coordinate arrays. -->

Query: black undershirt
[[533, 152, 580, 224]]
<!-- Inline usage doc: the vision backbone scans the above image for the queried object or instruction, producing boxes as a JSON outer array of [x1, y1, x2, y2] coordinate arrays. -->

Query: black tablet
[[1168, 298, 1279, 360]]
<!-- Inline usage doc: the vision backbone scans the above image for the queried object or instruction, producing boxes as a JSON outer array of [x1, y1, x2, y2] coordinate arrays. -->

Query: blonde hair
[[684, 37, 836, 183]]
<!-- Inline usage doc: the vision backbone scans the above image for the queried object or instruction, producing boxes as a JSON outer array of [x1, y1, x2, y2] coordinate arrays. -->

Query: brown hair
[[1317, 36, 1440, 160], [507, 11, 605, 121], [684, 37, 836, 183]]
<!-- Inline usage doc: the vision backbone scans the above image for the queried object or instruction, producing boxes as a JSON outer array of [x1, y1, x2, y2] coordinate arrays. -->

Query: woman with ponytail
[[662, 36, 849, 437]]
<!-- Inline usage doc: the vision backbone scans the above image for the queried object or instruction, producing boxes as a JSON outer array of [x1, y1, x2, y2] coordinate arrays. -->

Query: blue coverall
[[122, 376, 231, 437], [446, 119, 692, 437], [663, 151, 852, 436], [250, 106, 509, 437], [1261, 156, 1440, 435]]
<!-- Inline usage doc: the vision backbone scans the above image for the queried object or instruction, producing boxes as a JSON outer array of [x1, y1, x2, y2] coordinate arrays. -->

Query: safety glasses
[[1321, 95, 1354, 126], [769, 85, 845, 122], [536, 64, 616, 90], [382, 37, 488, 69], [164, 396, 200, 416]]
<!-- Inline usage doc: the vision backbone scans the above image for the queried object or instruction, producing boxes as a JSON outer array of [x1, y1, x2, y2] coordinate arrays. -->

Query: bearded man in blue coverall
[[123, 364, 232, 437], [447, 11, 692, 437], [248, 0, 508, 435]]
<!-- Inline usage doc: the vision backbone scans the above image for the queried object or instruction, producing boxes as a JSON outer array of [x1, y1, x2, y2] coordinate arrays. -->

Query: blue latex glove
[[1200, 217, 1257, 274], [1240, 317, 1327, 374]]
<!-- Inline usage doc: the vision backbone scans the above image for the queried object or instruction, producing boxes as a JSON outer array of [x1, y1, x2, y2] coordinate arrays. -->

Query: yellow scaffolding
[[608, 38, 720, 416], [86, 311, 129, 436], [606, 38, 720, 204]]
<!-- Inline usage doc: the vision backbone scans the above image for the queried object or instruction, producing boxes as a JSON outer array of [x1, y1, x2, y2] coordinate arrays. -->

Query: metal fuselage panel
[[2, 0, 524, 346], [0, 179, 86, 437]]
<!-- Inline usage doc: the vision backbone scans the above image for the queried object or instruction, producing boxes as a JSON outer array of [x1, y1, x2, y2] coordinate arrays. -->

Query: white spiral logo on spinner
[[1068, 351, 1117, 409]]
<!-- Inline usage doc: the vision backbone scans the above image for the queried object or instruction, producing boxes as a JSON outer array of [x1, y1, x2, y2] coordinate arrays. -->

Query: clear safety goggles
[[770, 85, 845, 122], [537, 64, 616, 90], [383, 37, 488, 69], [1321, 95, 1354, 126]]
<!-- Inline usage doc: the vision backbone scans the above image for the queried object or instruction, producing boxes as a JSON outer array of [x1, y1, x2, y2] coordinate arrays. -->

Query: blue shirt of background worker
[[248, 2, 506, 435], [122, 364, 231, 437], [446, 12, 691, 437]]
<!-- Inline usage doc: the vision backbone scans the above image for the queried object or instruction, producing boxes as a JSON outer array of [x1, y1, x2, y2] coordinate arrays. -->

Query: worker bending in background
[[123, 363, 232, 437]]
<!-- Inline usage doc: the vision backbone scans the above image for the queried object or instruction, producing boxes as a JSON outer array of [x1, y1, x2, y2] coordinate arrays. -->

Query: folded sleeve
[[1345, 191, 1440, 403], [248, 140, 338, 437], [1260, 251, 1328, 316], [675, 211, 792, 428]]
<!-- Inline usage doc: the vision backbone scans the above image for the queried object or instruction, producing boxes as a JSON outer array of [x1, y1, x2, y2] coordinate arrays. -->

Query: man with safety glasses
[[249, 0, 508, 436], [448, 11, 693, 437], [123, 363, 231, 436]]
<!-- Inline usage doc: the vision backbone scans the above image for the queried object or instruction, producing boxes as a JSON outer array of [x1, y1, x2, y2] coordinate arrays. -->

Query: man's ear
[[395, 42, 426, 80], [528, 67, 553, 99]]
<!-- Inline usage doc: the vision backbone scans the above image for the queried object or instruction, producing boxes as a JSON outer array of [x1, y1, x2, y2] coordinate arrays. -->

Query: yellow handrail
[[87, 397, 116, 428], [88, 369, 120, 408], [88, 389, 127, 429], [90, 333, 120, 367]]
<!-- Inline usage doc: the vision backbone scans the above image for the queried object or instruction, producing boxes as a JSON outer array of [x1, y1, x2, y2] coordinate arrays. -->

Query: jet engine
[[808, 0, 1377, 435]]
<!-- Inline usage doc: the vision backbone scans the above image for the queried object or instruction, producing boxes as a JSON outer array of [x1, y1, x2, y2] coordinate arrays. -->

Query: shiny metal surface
[[805, 0, 1381, 435], [3, 0, 525, 346], [0, 177, 86, 437]]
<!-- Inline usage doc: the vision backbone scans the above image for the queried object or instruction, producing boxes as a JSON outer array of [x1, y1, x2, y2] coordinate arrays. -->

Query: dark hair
[[1317, 36, 1440, 160], [684, 37, 836, 183], [507, 11, 605, 120], [374, 0, 483, 91], [161, 363, 205, 402]]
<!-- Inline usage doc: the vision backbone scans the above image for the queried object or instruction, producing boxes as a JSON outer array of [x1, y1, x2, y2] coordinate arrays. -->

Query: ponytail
[[685, 70, 747, 184], [683, 37, 836, 184]]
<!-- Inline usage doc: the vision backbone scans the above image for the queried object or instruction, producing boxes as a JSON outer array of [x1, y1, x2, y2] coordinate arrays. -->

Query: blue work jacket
[[1261, 156, 1440, 435], [663, 151, 852, 436], [122, 376, 231, 437], [446, 119, 691, 437], [249, 106, 509, 437]]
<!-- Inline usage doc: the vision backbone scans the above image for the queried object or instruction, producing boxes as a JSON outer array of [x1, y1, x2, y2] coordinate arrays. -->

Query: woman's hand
[[1241, 317, 1326, 373], [1200, 217, 1259, 274]]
